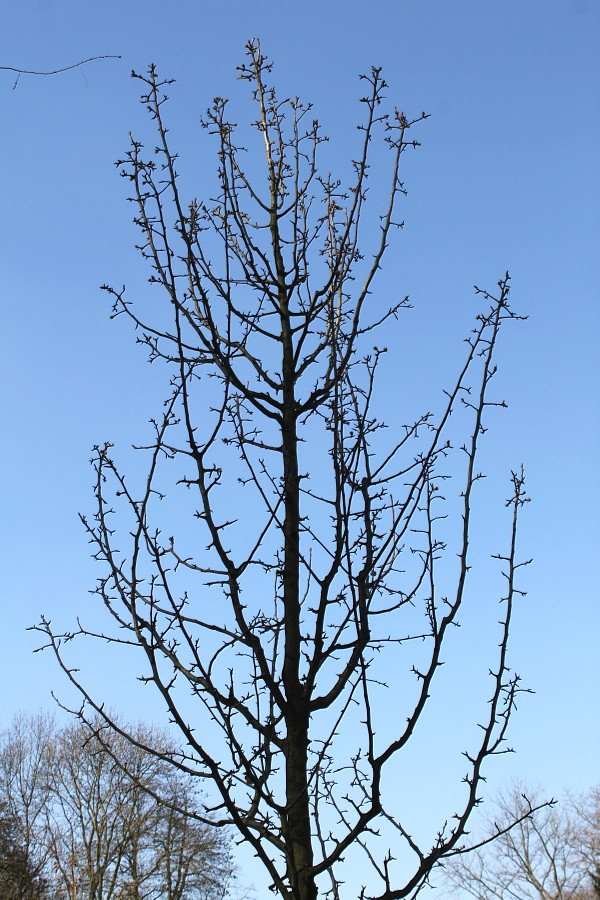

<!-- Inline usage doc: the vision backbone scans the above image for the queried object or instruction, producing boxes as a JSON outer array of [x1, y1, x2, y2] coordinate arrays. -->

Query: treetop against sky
[[1, 0, 598, 895]]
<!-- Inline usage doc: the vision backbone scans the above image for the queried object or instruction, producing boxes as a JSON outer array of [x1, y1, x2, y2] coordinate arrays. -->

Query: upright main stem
[[274, 208, 315, 900]]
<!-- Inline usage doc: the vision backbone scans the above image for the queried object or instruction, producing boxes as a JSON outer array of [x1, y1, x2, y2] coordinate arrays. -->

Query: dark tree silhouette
[[36, 40, 535, 900], [0, 802, 46, 900]]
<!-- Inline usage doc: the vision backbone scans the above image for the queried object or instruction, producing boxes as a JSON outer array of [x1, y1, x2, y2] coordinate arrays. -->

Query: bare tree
[[573, 787, 600, 900], [0, 800, 47, 900], [35, 40, 535, 900], [0, 713, 55, 884], [0, 714, 231, 900], [443, 783, 600, 900]]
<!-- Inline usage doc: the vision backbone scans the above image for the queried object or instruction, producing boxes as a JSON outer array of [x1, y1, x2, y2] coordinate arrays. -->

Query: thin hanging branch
[[1, 55, 121, 89]]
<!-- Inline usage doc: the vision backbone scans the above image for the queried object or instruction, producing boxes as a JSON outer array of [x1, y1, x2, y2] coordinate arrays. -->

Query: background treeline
[[1, 710, 597, 900], [0, 713, 232, 900]]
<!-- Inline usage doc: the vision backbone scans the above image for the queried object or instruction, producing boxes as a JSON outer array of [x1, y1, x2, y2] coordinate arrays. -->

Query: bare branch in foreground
[[1, 55, 121, 89]]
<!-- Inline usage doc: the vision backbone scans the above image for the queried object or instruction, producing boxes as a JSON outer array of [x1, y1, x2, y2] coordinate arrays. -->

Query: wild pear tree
[[37, 40, 533, 900]]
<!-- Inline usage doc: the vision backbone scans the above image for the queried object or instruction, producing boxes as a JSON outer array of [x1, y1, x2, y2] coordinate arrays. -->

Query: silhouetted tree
[[37, 40, 535, 900]]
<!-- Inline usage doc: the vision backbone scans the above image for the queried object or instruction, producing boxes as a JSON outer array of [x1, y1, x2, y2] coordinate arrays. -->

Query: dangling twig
[[1, 54, 121, 89]]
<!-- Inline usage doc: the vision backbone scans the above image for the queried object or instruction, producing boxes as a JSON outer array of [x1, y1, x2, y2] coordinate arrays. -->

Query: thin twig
[[2, 55, 121, 89]]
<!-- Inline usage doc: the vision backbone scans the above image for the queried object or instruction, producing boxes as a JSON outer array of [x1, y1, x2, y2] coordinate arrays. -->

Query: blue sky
[[1, 0, 598, 895]]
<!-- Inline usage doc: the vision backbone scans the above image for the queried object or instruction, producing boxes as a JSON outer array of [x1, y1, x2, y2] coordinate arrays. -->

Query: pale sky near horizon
[[1, 0, 598, 896]]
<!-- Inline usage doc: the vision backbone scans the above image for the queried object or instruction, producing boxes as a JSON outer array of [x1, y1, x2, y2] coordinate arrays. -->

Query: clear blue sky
[[1, 0, 598, 895]]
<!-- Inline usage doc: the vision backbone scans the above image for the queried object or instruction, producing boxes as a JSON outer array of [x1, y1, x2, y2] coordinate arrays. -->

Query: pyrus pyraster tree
[[37, 41, 534, 900]]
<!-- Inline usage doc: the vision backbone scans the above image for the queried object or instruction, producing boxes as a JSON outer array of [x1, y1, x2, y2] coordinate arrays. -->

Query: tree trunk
[[279, 232, 316, 900]]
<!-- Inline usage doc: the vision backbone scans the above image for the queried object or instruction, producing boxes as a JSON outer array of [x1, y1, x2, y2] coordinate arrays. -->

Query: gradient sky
[[1, 0, 598, 896]]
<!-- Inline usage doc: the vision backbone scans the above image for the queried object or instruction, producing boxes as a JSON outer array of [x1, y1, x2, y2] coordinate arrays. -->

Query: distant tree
[[0, 800, 46, 900], [0, 714, 54, 889], [443, 783, 600, 900], [0, 714, 232, 900], [36, 40, 536, 900], [576, 786, 600, 900]]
